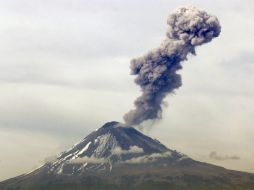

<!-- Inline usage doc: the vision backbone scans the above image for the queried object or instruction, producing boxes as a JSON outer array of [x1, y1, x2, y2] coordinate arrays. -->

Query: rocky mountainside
[[1, 121, 254, 190], [45, 121, 186, 175]]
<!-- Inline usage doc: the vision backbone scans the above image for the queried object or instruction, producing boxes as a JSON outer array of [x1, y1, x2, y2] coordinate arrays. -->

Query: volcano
[[1, 121, 254, 190]]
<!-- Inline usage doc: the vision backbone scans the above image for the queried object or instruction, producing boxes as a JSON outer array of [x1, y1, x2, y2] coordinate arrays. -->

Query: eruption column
[[124, 6, 221, 125]]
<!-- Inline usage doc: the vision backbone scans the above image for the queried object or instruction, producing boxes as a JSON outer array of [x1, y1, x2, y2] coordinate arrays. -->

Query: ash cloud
[[124, 6, 221, 125], [209, 151, 240, 161]]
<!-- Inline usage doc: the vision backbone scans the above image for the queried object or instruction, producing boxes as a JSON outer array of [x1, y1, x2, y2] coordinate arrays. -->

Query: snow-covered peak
[[40, 121, 188, 175]]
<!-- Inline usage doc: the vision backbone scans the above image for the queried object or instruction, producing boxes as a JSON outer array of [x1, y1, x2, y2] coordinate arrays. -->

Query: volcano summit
[[1, 121, 254, 190]]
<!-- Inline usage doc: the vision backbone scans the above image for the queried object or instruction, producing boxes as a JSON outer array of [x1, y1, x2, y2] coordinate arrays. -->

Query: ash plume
[[124, 6, 221, 125]]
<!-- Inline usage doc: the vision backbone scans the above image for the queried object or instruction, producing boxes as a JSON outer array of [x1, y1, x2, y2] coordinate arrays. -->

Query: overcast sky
[[0, 0, 254, 181]]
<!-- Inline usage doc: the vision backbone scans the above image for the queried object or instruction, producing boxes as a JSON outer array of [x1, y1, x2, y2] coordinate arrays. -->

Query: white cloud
[[123, 151, 172, 164], [111, 146, 144, 155], [44, 155, 58, 163]]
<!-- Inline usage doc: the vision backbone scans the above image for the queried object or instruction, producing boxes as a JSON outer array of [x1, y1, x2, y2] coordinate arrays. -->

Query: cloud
[[68, 156, 108, 164], [124, 6, 221, 125], [44, 155, 58, 163], [111, 146, 144, 155], [209, 151, 240, 161], [123, 151, 172, 164], [0, 0, 254, 180]]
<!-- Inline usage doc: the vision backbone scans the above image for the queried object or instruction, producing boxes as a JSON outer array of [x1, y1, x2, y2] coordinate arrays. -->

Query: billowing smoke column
[[124, 6, 221, 125]]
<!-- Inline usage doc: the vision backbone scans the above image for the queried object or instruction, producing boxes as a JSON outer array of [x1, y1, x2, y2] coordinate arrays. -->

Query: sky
[[0, 0, 254, 181]]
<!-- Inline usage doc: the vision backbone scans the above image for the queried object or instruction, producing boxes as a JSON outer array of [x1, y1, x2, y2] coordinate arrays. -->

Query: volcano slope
[[1, 121, 254, 190]]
